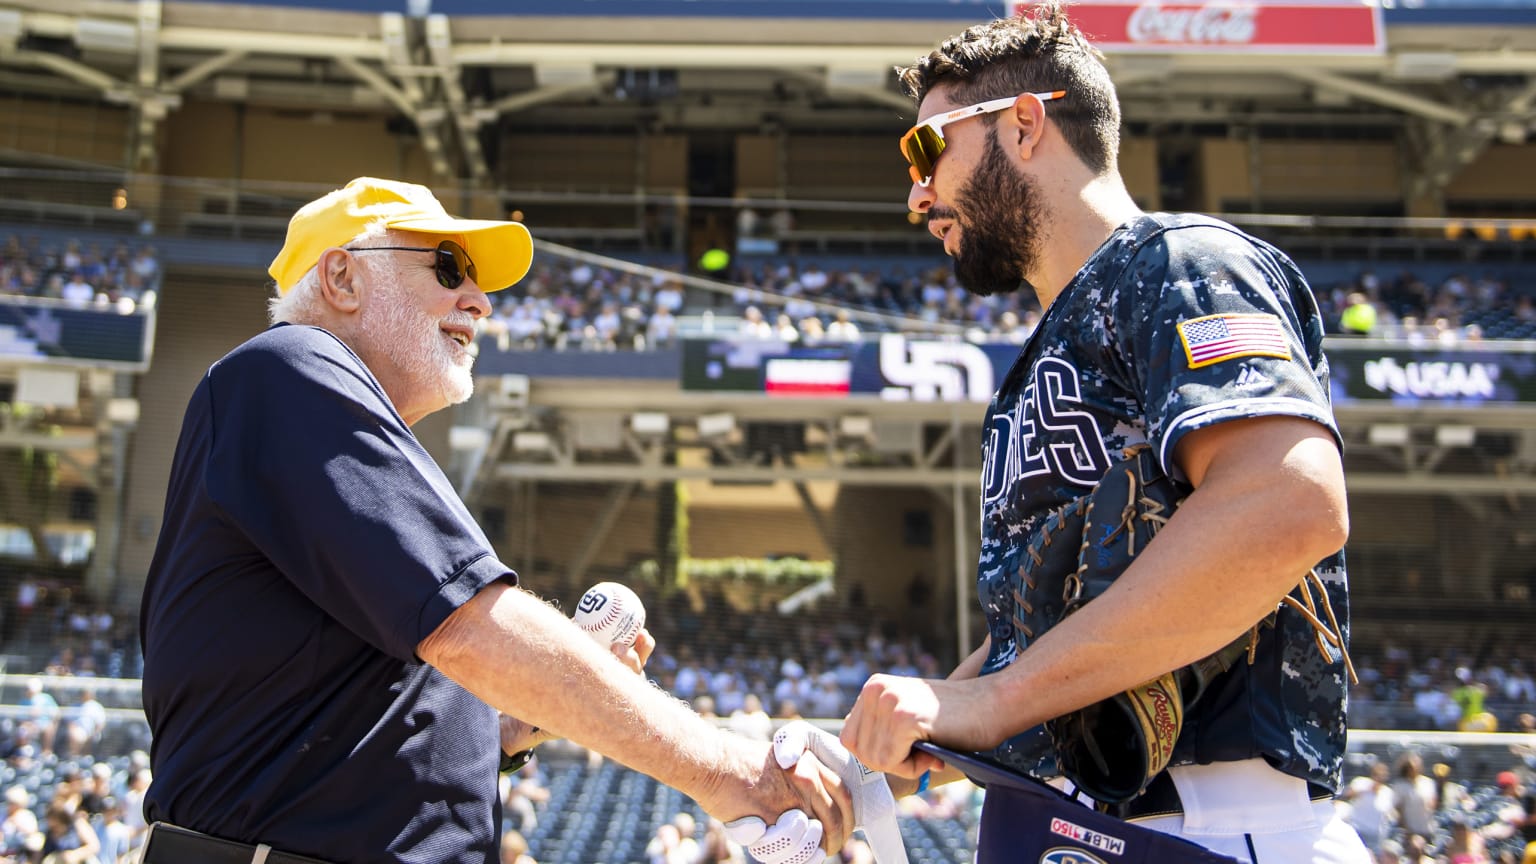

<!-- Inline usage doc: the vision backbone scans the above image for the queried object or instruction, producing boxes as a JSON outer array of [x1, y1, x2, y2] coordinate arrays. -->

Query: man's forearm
[[420, 582, 740, 801]]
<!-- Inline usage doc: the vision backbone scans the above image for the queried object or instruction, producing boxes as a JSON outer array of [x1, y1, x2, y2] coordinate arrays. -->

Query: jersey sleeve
[[1109, 225, 1341, 479], [201, 326, 512, 660]]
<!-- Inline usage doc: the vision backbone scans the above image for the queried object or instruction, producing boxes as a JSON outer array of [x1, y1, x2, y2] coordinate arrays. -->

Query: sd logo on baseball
[[573, 581, 646, 646]]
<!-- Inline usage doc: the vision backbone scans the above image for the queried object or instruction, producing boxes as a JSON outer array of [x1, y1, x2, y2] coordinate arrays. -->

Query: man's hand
[[700, 738, 853, 863], [841, 675, 968, 777], [773, 721, 908, 864], [613, 627, 655, 675], [725, 810, 826, 864]]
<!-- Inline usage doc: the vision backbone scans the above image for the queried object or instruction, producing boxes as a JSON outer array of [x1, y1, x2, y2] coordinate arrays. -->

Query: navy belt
[[141, 824, 331, 864]]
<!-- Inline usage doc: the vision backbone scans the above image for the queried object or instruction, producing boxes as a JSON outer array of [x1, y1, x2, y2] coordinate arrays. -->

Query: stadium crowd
[[4, 578, 1536, 863], [2, 231, 1530, 348], [476, 256, 1536, 351], [0, 237, 159, 313]]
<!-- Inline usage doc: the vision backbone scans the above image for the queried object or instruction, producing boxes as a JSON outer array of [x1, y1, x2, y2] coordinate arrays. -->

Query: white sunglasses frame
[[901, 90, 1067, 187]]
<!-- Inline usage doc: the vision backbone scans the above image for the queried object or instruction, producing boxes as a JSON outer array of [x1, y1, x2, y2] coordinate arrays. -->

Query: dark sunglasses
[[345, 239, 478, 289], [900, 90, 1066, 187]]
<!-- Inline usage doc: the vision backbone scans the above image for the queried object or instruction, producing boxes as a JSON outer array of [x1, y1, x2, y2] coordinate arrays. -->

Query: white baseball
[[572, 582, 646, 647]]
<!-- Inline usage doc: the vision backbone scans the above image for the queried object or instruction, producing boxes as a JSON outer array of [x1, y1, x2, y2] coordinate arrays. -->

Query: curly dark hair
[[896, 1, 1121, 175]]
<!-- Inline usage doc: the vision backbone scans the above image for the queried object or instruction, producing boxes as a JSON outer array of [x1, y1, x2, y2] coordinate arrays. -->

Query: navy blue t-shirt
[[141, 324, 513, 864], [975, 214, 1351, 792]]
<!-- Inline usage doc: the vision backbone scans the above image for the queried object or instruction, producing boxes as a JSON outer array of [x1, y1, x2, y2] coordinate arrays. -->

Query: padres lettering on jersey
[[983, 357, 1112, 506], [974, 213, 1350, 792]]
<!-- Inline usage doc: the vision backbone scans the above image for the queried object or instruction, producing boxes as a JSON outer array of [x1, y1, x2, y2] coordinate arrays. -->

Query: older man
[[140, 178, 849, 864]]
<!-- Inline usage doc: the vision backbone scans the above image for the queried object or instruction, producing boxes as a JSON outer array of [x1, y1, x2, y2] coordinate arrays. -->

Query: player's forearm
[[949, 429, 1348, 747], [421, 582, 747, 800]]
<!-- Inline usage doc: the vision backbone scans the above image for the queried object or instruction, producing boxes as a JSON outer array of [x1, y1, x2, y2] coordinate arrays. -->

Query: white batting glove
[[773, 720, 909, 864], [724, 810, 826, 864]]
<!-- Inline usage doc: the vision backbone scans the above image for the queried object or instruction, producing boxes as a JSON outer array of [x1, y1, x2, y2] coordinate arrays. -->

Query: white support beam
[[333, 55, 414, 119], [132, 0, 162, 169], [135, 0, 159, 88], [158, 26, 386, 60], [455, 42, 932, 70], [6, 48, 127, 95], [1286, 67, 1471, 126], [482, 81, 597, 120], [163, 49, 245, 92], [335, 53, 451, 176], [425, 14, 486, 180], [1411, 76, 1536, 198]]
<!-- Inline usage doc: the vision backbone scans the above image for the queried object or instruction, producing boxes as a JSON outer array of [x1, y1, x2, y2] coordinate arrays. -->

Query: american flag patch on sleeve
[[1176, 313, 1292, 369]]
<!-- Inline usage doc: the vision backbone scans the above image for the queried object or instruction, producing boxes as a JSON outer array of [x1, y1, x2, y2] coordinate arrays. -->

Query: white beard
[[359, 268, 476, 411]]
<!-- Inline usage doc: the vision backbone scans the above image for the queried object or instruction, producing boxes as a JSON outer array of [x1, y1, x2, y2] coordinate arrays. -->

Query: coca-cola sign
[[1016, 0, 1384, 54], [1126, 4, 1257, 43]]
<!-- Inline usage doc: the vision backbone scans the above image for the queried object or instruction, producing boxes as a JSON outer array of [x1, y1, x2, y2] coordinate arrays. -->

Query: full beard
[[951, 135, 1046, 298], [360, 269, 477, 409]]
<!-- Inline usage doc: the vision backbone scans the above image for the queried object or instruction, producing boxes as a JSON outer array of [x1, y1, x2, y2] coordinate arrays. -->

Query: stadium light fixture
[[631, 412, 670, 438], [512, 431, 554, 454], [698, 412, 736, 440], [1367, 424, 1410, 447], [1435, 426, 1475, 448], [449, 425, 492, 453], [838, 414, 874, 440]]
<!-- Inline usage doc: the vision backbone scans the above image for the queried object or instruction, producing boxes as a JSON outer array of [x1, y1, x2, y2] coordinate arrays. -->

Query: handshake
[[722, 721, 909, 864], [561, 585, 908, 863]]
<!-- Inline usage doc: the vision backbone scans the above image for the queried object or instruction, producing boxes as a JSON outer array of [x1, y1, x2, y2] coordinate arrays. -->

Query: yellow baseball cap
[[268, 177, 533, 293]]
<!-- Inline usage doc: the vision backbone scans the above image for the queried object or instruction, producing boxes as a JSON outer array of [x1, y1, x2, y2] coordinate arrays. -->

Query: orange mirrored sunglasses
[[900, 90, 1067, 187]]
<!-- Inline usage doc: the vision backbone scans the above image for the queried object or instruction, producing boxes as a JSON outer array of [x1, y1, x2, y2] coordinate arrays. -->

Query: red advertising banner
[[1014, 0, 1385, 54]]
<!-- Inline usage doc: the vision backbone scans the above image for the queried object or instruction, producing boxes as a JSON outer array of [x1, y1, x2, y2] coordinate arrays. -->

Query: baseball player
[[840, 7, 1371, 863], [138, 178, 852, 864]]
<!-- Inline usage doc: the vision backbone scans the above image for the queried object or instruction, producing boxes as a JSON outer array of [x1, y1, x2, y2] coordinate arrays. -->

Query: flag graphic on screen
[[1176, 313, 1292, 369], [764, 358, 851, 396]]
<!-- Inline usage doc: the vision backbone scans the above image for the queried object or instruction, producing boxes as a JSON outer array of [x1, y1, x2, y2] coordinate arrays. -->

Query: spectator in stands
[[64, 689, 105, 757], [39, 803, 98, 864], [119, 769, 148, 852], [139, 178, 853, 864], [95, 798, 133, 864], [59, 272, 94, 308], [1483, 773, 1530, 848], [729, 693, 773, 742], [591, 302, 623, 350], [1394, 752, 1439, 847], [21, 680, 58, 756], [1, 786, 38, 862], [698, 818, 747, 863], [738, 305, 773, 339], [1455, 671, 1497, 732], [499, 829, 537, 864], [798, 316, 826, 343], [824, 310, 860, 342], [774, 313, 800, 342], [1341, 292, 1379, 336], [646, 305, 679, 348], [646, 820, 698, 864], [129, 246, 158, 291], [1445, 819, 1491, 864], [1341, 762, 1398, 853]]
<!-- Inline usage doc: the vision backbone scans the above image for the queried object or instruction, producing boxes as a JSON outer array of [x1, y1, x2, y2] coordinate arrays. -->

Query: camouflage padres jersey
[[975, 212, 1350, 792]]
